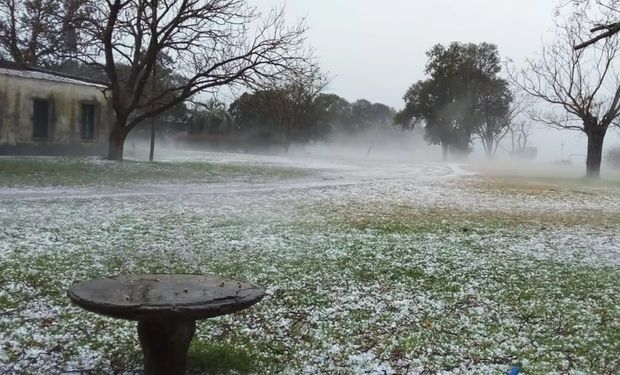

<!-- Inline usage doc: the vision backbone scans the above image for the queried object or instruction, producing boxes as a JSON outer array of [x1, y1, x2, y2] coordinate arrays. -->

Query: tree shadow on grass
[[187, 341, 255, 374]]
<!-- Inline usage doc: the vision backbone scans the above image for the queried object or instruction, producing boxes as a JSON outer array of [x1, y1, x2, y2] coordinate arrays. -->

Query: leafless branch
[[65, 0, 314, 159], [513, 18, 620, 134]]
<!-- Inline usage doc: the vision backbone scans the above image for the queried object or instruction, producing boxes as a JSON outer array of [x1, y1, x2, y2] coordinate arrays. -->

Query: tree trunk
[[149, 118, 155, 162], [441, 142, 448, 162], [284, 122, 292, 153], [485, 143, 494, 159], [480, 134, 493, 159], [107, 122, 128, 161], [585, 127, 606, 179]]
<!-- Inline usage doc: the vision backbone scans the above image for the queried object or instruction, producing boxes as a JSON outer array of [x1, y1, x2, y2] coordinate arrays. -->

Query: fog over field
[[259, 0, 620, 164], [125, 126, 620, 182]]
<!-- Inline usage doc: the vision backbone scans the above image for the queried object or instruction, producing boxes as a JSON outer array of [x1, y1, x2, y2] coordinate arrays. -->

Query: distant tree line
[[185, 92, 395, 150]]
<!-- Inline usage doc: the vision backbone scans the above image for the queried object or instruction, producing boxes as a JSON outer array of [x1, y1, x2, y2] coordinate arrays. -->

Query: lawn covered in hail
[[0, 155, 619, 374]]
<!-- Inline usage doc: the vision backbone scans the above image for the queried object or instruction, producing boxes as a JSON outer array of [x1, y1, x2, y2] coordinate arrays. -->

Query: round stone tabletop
[[67, 274, 265, 321]]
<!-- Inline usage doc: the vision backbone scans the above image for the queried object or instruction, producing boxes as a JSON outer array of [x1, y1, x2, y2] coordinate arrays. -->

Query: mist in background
[[248, 0, 620, 163], [124, 0, 620, 175]]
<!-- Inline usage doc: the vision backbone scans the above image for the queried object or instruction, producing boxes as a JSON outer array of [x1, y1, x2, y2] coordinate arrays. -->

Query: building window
[[80, 103, 97, 140], [33, 98, 51, 139]]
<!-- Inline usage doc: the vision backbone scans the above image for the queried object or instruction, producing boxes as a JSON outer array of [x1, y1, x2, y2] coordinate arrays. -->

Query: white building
[[0, 61, 111, 156]]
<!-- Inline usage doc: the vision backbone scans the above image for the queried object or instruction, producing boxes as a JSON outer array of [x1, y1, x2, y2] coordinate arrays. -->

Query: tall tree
[[262, 67, 328, 150], [308, 93, 353, 134], [228, 90, 285, 144], [508, 121, 534, 159], [73, 0, 312, 160], [0, 0, 85, 65], [474, 84, 527, 158], [396, 79, 445, 159], [350, 100, 395, 131], [396, 42, 508, 160], [228, 68, 328, 149], [515, 19, 620, 178], [1, 0, 58, 65]]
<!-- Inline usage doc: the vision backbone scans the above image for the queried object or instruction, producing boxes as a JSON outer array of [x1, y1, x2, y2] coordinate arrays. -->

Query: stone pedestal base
[[138, 319, 196, 375]]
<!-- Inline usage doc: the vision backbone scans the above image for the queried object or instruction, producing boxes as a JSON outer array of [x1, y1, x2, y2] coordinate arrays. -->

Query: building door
[[33, 99, 50, 139]]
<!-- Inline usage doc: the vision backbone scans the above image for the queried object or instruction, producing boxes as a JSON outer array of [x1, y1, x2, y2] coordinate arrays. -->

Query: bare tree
[[0, 0, 86, 65], [508, 121, 534, 158], [477, 87, 527, 158], [515, 19, 620, 178], [0, 0, 56, 65], [572, 0, 620, 49], [74, 0, 312, 160], [262, 66, 328, 151]]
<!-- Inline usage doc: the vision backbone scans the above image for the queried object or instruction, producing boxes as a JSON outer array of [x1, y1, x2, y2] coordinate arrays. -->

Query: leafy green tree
[[396, 42, 509, 160], [263, 68, 329, 150], [228, 90, 285, 145], [228, 68, 328, 149], [307, 96, 395, 135], [473, 79, 514, 158], [307, 93, 353, 134], [228, 89, 395, 147], [350, 100, 395, 132], [188, 99, 234, 135]]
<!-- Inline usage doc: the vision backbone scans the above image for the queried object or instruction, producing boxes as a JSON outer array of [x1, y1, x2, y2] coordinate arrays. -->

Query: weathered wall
[[0, 73, 111, 156]]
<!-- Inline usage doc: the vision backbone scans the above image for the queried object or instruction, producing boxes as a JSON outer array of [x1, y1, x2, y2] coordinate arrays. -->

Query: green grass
[[188, 341, 256, 374], [326, 202, 620, 231], [1, 160, 619, 374], [471, 173, 620, 195], [0, 157, 307, 187], [2, 204, 619, 373]]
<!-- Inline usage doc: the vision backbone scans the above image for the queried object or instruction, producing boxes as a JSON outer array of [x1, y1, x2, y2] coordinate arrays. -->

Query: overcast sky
[[255, 1, 620, 161], [277, 0, 557, 108]]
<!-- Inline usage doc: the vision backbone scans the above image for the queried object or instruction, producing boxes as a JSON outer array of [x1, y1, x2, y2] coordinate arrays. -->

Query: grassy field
[[0, 157, 306, 187], [0, 157, 618, 374]]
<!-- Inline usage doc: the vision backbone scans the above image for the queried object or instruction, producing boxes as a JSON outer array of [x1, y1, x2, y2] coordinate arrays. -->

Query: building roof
[[0, 60, 108, 89]]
